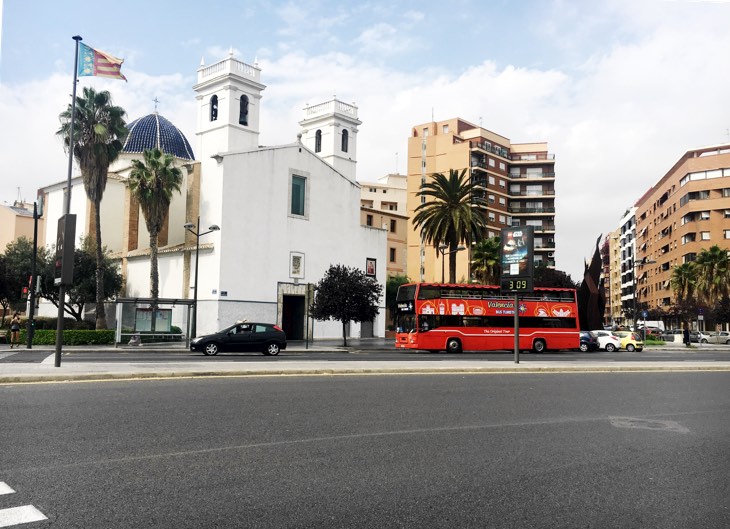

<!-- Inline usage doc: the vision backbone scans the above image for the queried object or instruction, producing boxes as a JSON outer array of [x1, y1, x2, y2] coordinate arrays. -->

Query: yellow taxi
[[614, 331, 644, 352]]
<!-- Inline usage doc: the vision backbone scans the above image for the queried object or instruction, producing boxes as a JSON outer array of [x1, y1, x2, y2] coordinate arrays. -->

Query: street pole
[[26, 202, 39, 349], [192, 216, 200, 339]]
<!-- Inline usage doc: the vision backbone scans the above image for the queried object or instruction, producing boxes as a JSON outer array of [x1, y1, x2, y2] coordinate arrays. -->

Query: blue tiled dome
[[123, 113, 195, 160]]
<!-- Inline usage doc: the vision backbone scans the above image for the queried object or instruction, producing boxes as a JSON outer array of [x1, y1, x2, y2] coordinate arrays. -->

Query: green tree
[[711, 296, 730, 326], [385, 274, 410, 326], [2, 237, 47, 316], [38, 237, 123, 321], [309, 264, 383, 346], [413, 168, 486, 283], [471, 237, 501, 284], [534, 263, 578, 289], [57, 86, 128, 329], [671, 262, 696, 303], [694, 245, 730, 304], [128, 148, 183, 301]]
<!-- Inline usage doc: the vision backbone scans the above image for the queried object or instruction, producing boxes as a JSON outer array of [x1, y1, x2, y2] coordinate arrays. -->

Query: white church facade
[[40, 53, 387, 340]]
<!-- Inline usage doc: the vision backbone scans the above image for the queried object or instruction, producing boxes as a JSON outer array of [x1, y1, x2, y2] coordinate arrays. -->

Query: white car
[[591, 330, 621, 352], [706, 331, 730, 345]]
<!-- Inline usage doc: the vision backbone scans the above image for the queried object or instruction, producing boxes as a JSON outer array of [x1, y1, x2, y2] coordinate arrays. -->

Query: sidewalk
[[1, 339, 729, 384]]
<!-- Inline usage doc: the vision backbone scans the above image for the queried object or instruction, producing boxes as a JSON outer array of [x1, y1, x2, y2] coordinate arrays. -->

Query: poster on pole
[[500, 226, 534, 294]]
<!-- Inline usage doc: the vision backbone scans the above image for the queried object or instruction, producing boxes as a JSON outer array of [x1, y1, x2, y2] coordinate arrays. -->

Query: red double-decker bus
[[394, 283, 579, 353]]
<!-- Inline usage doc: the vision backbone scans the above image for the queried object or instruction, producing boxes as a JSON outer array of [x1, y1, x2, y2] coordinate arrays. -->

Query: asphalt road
[[2, 372, 729, 528], [2, 347, 730, 365]]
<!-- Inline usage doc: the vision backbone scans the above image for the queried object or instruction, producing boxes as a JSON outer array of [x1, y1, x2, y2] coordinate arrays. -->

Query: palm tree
[[57, 87, 127, 329], [413, 168, 486, 283], [471, 237, 501, 284], [671, 262, 696, 303], [128, 148, 183, 302], [694, 245, 730, 304]]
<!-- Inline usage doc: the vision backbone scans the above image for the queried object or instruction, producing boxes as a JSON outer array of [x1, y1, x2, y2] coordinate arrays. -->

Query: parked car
[[579, 331, 599, 352], [190, 321, 287, 356], [707, 331, 730, 345], [614, 331, 644, 352], [591, 330, 621, 352], [690, 331, 711, 344]]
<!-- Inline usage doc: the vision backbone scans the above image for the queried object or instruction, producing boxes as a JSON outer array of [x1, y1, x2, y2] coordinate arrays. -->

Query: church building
[[40, 52, 387, 340]]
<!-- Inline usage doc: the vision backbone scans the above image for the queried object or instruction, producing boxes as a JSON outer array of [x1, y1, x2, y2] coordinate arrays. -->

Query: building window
[[488, 176, 495, 185], [499, 197, 506, 206], [499, 215, 506, 224], [442, 125, 449, 134], [389, 248, 396, 262], [290, 175, 306, 216], [488, 212, 496, 221], [366, 214, 373, 226], [499, 162, 506, 170], [499, 179, 506, 188], [489, 158, 496, 167], [701, 232, 711, 240], [390, 219, 396, 232], [239, 95, 249, 126], [700, 211, 711, 220], [341, 129, 349, 152], [725, 230, 730, 239], [210, 95, 218, 121], [423, 128, 429, 137], [488, 194, 495, 203], [315, 130, 322, 153]]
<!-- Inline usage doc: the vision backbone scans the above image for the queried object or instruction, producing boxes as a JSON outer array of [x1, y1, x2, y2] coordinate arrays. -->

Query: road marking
[[40, 354, 55, 365], [0, 506, 47, 527], [609, 416, 690, 433], [0, 483, 14, 495]]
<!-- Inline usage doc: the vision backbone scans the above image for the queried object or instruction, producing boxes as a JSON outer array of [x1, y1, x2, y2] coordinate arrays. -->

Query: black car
[[579, 331, 599, 352], [190, 322, 287, 356]]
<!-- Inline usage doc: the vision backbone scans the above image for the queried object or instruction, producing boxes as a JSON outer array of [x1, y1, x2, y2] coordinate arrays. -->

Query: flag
[[77, 42, 127, 81]]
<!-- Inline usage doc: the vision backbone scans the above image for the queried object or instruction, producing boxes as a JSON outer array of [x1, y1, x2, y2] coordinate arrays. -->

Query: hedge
[[12, 330, 116, 346]]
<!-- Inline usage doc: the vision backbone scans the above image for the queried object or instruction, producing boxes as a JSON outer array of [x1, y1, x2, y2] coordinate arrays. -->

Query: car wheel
[[532, 339, 546, 353], [579, 343, 588, 352], [446, 338, 462, 354], [263, 342, 281, 356], [701, 339, 708, 344], [203, 343, 219, 356], [605, 343, 616, 352], [726, 340, 730, 345], [626, 344, 635, 352]]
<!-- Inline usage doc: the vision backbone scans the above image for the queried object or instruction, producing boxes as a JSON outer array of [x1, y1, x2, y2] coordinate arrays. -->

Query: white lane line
[[0, 505, 47, 527], [0, 483, 14, 495], [0, 353, 16, 361], [40, 354, 55, 365]]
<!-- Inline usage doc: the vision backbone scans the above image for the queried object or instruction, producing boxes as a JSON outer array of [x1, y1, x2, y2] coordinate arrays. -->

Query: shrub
[[17, 330, 115, 345]]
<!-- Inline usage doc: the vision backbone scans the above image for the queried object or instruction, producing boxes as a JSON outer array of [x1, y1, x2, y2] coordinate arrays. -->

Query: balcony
[[508, 172, 556, 180], [511, 153, 556, 162], [508, 206, 556, 214], [469, 140, 510, 159], [532, 224, 556, 232], [509, 189, 555, 196]]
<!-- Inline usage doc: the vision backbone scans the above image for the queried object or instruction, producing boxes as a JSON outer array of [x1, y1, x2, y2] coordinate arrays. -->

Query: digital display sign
[[500, 226, 534, 294]]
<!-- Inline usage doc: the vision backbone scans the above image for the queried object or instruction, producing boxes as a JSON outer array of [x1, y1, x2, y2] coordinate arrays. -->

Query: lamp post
[[438, 243, 466, 284], [184, 216, 220, 339], [633, 257, 656, 336]]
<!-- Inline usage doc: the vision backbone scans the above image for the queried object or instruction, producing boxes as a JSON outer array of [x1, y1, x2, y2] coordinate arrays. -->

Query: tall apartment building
[[406, 118, 556, 283], [618, 206, 638, 323], [360, 173, 408, 277], [635, 144, 730, 310], [608, 228, 623, 325]]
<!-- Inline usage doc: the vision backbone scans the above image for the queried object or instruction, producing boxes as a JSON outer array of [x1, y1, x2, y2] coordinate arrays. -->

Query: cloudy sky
[[1, 0, 729, 280]]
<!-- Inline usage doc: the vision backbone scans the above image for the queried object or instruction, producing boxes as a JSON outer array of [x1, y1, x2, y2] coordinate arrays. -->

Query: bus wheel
[[446, 338, 462, 354], [532, 339, 546, 354]]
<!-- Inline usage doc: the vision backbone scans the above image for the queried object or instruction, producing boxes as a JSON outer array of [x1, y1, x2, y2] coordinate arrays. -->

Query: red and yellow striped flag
[[77, 42, 127, 81]]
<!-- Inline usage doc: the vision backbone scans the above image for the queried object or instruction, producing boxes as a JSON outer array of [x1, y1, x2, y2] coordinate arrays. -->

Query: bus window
[[396, 285, 417, 302], [417, 286, 441, 300]]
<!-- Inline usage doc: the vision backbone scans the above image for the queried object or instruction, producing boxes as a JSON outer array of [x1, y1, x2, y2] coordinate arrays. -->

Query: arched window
[[315, 130, 322, 153], [239, 95, 249, 126], [210, 95, 218, 121], [341, 129, 349, 153]]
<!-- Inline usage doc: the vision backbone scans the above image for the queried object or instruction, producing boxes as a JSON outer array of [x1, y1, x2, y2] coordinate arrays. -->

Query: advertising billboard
[[500, 226, 534, 293]]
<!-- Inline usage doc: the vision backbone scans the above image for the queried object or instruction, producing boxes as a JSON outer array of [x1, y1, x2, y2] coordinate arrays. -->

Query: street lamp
[[184, 216, 220, 339], [633, 257, 656, 336], [438, 243, 466, 284]]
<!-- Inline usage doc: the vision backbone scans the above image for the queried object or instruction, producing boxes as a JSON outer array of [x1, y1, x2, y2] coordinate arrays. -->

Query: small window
[[239, 95, 249, 126], [210, 95, 218, 121], [499, 215, 506, 224], [488, 212, 496, 221], [315, 130, 322, 153], [442, 125, 449, 134], [499, 162, 505, 170], [389, 248, 396, 262], [489, 158, 495, 167], [341, 129, 349, 152], [499, 179, 506, 188], [725, 230, 730, 239], [488, 176, 495, 185], [366, 214, 373, 226], [499, 197, 506, 206], [291, 175, 306, 216], [390, 219, 396, 232], [423, 128, 429, 137], [701, 232, 711, 240], [488, 194, 495, 203]]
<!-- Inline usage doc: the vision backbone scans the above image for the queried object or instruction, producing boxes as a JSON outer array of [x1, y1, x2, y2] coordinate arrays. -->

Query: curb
[[3, 364, 730, 384]]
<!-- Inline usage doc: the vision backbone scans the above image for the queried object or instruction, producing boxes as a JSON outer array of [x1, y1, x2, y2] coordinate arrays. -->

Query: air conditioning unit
[[548, 252, 555, 257]]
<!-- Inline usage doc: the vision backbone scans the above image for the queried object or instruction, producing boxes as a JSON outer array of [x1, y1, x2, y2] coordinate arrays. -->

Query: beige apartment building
[[635, 144, 730, 310], [0, 201, 44, 253], [406, 118, 556, 283], [360, 173, 408, 277], [607, 228, 623, 325]]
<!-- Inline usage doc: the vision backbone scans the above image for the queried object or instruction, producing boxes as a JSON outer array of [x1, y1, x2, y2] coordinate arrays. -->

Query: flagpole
[[55, 35, 82, 368]]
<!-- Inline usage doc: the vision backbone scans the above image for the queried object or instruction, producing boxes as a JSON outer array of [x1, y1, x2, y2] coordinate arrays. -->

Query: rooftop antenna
[[16, 187, 21, 202], [431, 107, 434, 122], [479, 116, 483, 127]]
